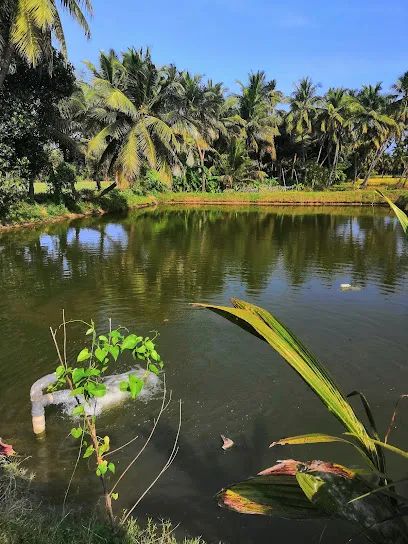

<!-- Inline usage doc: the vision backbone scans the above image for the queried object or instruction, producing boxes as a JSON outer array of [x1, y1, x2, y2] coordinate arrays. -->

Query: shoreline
[[1, 189, 406, 231]]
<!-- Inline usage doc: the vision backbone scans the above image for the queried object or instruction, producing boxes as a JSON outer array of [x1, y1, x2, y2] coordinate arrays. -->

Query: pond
[[0, 205, 407, 543]]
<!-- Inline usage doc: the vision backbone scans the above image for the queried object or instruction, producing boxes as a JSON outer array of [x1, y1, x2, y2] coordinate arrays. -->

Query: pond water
[[0, 205, 408, 543]]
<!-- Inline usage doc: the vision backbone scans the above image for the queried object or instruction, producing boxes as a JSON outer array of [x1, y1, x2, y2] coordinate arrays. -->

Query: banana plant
[[195, 299, 408, 543]]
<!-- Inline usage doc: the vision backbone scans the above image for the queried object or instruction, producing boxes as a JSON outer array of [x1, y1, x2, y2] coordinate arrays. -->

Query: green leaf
[[121, 334, 139, 351], [97, 461, 108, 475], [196, 299, 380, 471], [108, 462, 115, 474], [70, 387, 84, 396], [108, 345, 120, 361], [111, 492, 119, 500], [151, 350, 160, 362], [72, 405, 84, 415], [95, 347, 108, 363], [145, 340, 155, 351], [346, 434, 408, 459], [83, 445, 95, 458], [148, 363, 160, 375], [77, 348, 91, 362], [128, 375, 144, 399], [87, 384, 106, 398], [109, 330, 121, 339], [270, 433, 378, 473], [55, 365, 65, 378], [71, 427, 82, 439], [84, 369, 101, 377], [86, 328, 94, 335], [72, 368, 85, 384], [296, 465, 408, 542], [377, 190, 408, 235], [119, 381, 129, 392], [99, 335, 108, 342]]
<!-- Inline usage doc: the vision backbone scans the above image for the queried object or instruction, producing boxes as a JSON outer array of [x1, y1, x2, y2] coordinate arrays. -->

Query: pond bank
[[2, 189, 408, 230]]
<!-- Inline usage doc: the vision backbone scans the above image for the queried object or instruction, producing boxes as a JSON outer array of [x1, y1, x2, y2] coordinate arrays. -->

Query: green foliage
[[305, 162, 330, 190], [48, 318, 164, 518], [198, 298, 408, 539], [377, 189, 408, 235], [0, 174, 28, 214], [46, 163, 77, 204], [0, 461, 203, 543], [0, 51, 76, 181]]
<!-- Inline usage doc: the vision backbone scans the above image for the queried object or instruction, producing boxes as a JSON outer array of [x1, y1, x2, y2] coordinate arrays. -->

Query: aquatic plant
[[196, 299, 408, 543], [47, 314, 181, 527]]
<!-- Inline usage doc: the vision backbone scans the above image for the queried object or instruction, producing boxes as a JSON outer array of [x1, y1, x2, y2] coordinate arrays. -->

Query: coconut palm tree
[[318, 88, 357, 182], [84, 47, 186, 190], [212, 138, 262, 189], [355, 84, 399, 187], [236, 71, 283, 166], [286, 77, 320, 166], [176, 72, 227, 191], [0, 0, 92, 87], [391, 71, 408, 122]]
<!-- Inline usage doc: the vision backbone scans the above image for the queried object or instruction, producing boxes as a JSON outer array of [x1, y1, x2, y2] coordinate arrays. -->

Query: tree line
[[0, 0, 408, 198]]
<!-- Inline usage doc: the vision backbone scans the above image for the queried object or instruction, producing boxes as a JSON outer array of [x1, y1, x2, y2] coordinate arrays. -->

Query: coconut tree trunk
[[0, 41, 14, 88], [195, 140, 206, 192], [330, 142, 340, 185], [316, 145, 323, 165], [398, 164, 408, 188], [360, 143, 387, 188], [28, 179, 35, 200], [353, 153, 359, 186], [99, 172, 118, 197], [291, 154, 297, 181]]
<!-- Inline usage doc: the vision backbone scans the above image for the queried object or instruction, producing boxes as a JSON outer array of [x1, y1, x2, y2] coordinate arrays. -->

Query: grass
[[0, 460, 204, 544], [2, 184, 408, 229], [156, 189, 408, 205], [34, 179, 110, 194]]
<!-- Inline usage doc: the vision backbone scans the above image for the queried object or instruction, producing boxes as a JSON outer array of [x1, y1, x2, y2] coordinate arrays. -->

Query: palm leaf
[[376, 190, 408, 235], [195, 299, 381, 470]]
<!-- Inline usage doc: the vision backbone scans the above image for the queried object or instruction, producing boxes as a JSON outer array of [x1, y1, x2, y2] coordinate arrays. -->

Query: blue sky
[[61, 0, 407, 95]]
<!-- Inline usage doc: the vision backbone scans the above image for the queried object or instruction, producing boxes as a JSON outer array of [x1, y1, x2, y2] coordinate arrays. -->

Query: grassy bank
[[157, 189, 408, 205], [2, 188, 408, 229], [0, 461, 203, 544]]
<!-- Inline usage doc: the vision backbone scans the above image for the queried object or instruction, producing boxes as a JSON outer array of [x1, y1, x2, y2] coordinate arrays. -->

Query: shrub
[[0, 174, 28, 216], [46, 163, 77, 204], [305, 162, 330, 190]]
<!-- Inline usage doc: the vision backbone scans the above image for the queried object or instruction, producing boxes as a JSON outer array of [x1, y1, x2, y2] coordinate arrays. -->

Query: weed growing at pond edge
[[47, 314, 181, 528]]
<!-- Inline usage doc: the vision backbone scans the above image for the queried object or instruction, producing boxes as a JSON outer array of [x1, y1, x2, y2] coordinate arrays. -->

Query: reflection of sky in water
[[66, 225, 128, 252], [39, 225, 129, 260], [40, 234, 61, 257], [335, 218, 367, 244]]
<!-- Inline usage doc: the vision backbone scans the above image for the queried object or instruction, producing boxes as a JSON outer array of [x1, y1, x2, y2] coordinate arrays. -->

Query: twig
[[110, 378, 168, 495], [121, 399, 182, 525], [385, 395, 408, 444], [105, 435, 139, 457], [62, 309, 67, 368], [63, 420, 85, 512]]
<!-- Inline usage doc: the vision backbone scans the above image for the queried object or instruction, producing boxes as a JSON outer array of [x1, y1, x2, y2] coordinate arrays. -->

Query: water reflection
[[1, 207, 407, 311], [0, 206, 407, 544]]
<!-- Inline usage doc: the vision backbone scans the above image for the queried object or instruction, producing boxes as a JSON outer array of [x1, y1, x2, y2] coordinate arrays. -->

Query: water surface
[[0, 205, 407, 543]]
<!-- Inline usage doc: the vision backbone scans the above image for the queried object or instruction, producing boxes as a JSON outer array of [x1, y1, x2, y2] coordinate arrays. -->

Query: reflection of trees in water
[[0, 208, 407, 322]]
